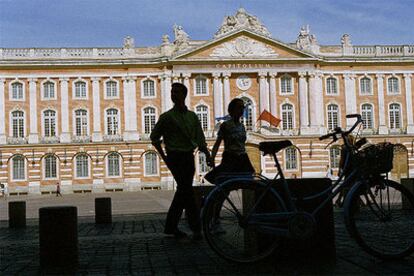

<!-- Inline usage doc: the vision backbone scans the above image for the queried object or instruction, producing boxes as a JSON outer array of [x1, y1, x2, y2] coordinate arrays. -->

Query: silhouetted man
[[150, 83, 212, 240]]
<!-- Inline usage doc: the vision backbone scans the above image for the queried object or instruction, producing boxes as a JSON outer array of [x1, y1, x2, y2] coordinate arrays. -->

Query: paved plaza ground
[[1, 191, 414, 275]]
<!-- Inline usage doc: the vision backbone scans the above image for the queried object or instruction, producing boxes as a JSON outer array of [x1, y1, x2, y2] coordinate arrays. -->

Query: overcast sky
[[0, 0, 413, 48]]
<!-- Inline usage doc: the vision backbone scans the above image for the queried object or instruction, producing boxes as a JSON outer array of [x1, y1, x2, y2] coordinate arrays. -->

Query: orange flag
[[257, 110, 281, 127]]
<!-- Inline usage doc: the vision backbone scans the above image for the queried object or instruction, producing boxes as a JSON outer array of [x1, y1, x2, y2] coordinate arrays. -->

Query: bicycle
[[201, 114, 414, 263]]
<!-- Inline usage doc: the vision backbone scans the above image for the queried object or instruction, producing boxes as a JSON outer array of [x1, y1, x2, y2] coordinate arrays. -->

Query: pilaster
[[182, 73, 191, 107], [308, 72, 325, 134], [223, 72, 231, 111], [0, 78, 6, 144], [28, 78, 39, 143], [298, 71, 309, 133], [404, 74, 414, 133], [92, 77, 103, 142], [258, 71, 269, 127], [60, 77, 71, 143], [122, 77, 139, 141], [212, 72, 223, 119], [376, 74, 388, 134], [269, 72, 277, 119], [344, 73, 357, 127]]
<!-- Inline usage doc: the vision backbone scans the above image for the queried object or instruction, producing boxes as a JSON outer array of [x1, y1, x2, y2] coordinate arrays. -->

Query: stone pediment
[[173, 31, 315, 60]]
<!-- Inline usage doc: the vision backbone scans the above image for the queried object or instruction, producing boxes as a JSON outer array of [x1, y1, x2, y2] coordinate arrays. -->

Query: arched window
[[360, 77, 371, 95], [144, 152, 158, 176], [195, 77, 207, 95], [241, 98, 253, 131], [107, 153, 120, 177], [389, 103, 401, 129], [198, 152, 208, 174], [280, 75, 292, 94], [106, 81, 118, 98], [43, 81, 55, 99], [75, 154, 89, 178], [326, 77, 338, 95], [106, 109, 119, 135], [11, 82, 23, 100], [75, 109, 88, 136], [143, 79, 155, 97], [361, 104, 374, 129], [327, 104, 339, 130], [281, 103, 294, 130], [11, 111, 25, 138], [74, 81, 87, 98], [329, 147, 341, 169], [12, 155, 25, 180], [388, 77, 399, 94], [195, 105, 209, 131], [44, 155, 57, 179], [44, 110, 56, 137], [143, 107, 156, 134], [285, 147, 297, 170]]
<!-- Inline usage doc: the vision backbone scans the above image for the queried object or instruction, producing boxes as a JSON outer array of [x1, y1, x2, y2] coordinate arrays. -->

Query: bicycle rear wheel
[[201, 179, 286, 263], [344, 178, 414, 259]]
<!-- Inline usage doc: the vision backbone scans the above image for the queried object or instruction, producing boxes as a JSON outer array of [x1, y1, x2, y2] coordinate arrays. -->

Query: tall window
[[106, 81, 118, 98], [76, 154, 89, 178], [144, 152, 158, 176], [280, 75, 292, 94], [143, 107, 156, 134], [198, 152, 208, 174], [196, 105, 209, 131], [75, 109, 88, 136], [143, 79, 155, 97], [12, 155, 25, 180], [106, 109, 119, 135], [388, 77, 399, 94], [11, 111, 25, 138], [361, 104, 373, 129], [360, 77, 372, 95], [327, 104, 339, 130], [329, 147, 341, 169], [74, 81, 87, 98], [389, 103, 401, 129], [44, 110, 56, 137], [285, 147, 297, 170], [11, 82, 23, 100], [326, 77, 338, 94], [195, 77, 207, 95], [241, 98, 253, 131], [281, 103, 294, 130], [107, 153, 120, 177], [44, 155, 57, 179], [43, 81, 55, 99]]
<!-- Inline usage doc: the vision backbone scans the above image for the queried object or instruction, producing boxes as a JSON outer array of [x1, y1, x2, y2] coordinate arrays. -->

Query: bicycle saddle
[[259, 140, 293, 155]]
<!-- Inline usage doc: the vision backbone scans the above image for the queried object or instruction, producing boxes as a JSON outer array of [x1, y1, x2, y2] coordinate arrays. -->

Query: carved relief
[[215, 8, 271, 38], [210, 37, 278, 57]]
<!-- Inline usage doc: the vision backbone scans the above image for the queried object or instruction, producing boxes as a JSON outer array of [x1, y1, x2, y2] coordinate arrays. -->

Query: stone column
[[28, 78, 39, 143], [0, 79, 6, 144], [344, 73, 357, 127], [60, 78, 71, 143], [213, 72, 223, 119], [376, 74, 388, 134], [298, 71, 309, 132], [123, 77, 139, 141], [160, 72, 173, 112], [269, 72, 277, 120], [223, 72, 231, 111], [91, 77, 102, 142], [259, 71, 270, 127], [404, 74, 414, 133], [308, 72, 325, 134], [182, 73, 191, 107]]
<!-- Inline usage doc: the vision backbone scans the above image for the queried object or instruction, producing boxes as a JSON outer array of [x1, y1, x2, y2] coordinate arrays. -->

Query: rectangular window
[[281, 77, 292, 94], [285, 148, 297, 170], [76, 156, 89, 178], [195, 78, 207, 95], [45, 157, 57, 178], [143, 80, 155, 97], [108, 155, 120, 177], [13, 158, 25, 180]]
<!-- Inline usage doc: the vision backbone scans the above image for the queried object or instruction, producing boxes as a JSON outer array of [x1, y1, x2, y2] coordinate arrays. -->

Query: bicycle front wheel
[[344, 178, 414, 260], [202, 179, 286, 263]]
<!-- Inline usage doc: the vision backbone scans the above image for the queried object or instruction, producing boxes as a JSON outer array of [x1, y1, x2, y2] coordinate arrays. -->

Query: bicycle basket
[[356, 142, 394, 174]]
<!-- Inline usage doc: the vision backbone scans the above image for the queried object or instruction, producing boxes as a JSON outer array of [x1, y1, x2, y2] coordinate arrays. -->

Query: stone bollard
[[8, 201, 26, 228], [95, 197, 112, 224], [401, 178, 414, 209], [39, 206, 78, 269]]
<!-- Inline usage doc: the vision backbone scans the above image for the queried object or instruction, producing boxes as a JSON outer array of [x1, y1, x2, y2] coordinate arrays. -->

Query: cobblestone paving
[[1, 212, 414, 275]]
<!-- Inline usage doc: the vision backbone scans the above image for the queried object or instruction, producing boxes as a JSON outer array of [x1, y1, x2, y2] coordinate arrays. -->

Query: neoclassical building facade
[[1, 8, 414, 195]]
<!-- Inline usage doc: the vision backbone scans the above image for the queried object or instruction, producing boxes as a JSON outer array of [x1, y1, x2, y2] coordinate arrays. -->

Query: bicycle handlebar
[[319, 114, 363, 141]]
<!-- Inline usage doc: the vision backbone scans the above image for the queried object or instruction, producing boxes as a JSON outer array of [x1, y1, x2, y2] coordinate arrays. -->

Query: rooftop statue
[[215, 8, 271, 38], [296, 25, 319, 53], [173, 24, 190, 50], [123, 36, 135, 49]]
